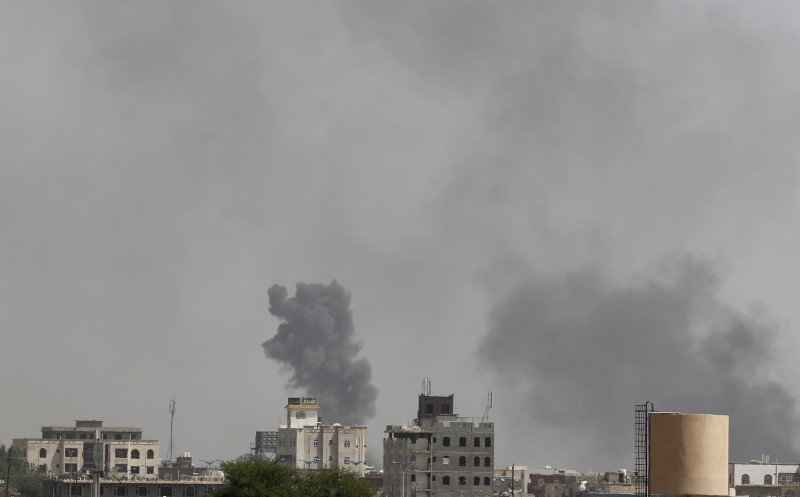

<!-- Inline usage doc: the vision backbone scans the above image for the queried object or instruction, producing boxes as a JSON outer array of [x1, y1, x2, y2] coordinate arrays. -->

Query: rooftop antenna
[[482, 392, 493, 422], [167, 397, 176, 463]]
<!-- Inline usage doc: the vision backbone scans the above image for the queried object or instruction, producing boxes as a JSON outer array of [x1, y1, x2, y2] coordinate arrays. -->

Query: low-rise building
[[12, 420, 160, 478]]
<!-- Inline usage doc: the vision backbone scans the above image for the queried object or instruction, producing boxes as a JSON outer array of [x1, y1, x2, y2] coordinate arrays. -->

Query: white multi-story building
[[274, 397, 368, 476], [12, 420, 160, 478], [729, 458, 800, 488]]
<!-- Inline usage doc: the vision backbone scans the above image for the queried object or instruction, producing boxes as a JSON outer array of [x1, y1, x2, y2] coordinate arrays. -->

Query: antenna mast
[[167, 398, 176, 463], [482, 392, 493, 421]]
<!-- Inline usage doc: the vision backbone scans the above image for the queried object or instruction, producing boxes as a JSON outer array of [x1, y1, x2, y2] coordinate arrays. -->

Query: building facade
[[729, 460, 800, 497], [12, 420, 160, 478], [274, 397, 368, 476], [384, 392, 495, 497], [41, 478, 224, 497]]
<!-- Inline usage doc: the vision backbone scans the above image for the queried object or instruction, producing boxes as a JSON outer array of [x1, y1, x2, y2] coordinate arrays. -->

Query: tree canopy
[[213, 457, 374, 497]]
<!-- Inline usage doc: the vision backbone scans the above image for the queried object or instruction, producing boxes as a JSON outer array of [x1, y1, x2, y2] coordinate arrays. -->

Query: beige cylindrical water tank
[[649, 413, 729, 497]]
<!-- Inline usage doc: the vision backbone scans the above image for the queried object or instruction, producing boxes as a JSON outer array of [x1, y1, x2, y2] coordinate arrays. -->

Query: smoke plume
[[480, 257, 800, 468], [263, 281, 378, 424]]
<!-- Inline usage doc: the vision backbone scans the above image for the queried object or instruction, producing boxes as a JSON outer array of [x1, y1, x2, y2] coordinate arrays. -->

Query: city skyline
[[3, 1, 800, 472]]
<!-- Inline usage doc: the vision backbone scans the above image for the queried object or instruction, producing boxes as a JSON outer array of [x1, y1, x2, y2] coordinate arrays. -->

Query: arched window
[[459, 437, 467, 447], [484, 477, 491, 486], [484, 457, 491, 467], [39, 448, 47, 458], [474, 457, 480, 467], [442, 476, 450, 485], [443, 437, 450, 447], [765, 475, 773, 485], [474, 437, 480, 447], [296, 411, 306, 419], [459, 456, 466, 467], [147, 450, 154, 459], [130, 450, 140, 459], [459, 476, 466, 485], [742, 474, 750, 485], [485, 437, 492, 447], [474, 477, 480, 486]]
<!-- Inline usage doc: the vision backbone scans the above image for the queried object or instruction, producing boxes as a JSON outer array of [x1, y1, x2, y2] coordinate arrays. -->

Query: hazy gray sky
[[3, 1, 800, 472]]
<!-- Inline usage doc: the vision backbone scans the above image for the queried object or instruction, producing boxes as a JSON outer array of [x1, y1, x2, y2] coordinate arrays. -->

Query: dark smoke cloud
[[480, 257, 799, 469], [263, 281, 378, 424]]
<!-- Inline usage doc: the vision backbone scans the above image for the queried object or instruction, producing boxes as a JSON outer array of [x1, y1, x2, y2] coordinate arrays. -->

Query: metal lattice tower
[[635, 402, 654, 497]]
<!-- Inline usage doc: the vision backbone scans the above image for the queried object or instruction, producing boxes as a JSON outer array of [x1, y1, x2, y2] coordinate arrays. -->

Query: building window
[[474, 457, 480, 467], [70, 485, 84, 496], [442, 456, 450, 465], [459, 457, 466, 467], [130, 450, 140, 459], [442, 476, 450, 485], [484, 477, 491, 486], [313, 457, 320, 463], [116, 465, 128, 473], [115, 449, 128, 458], [484, 437, 492, 447], [296, 411, 306, 419], [432, 476, 436, 482], [443, 437, 450, 447], [474, 437, 480, 447], [65, 448, 79, 458], [329, 456, 333, 462], [441, 404, 451, 414], [765, 475, 773, 485], [459, 476, 466, 486], [425, 403, 434, 414], [115, 485, 127, 496], [313, 440, 320, 447], [159, 487, 173, 497], [147, 450, 154, 459], [484, 457, 491, 467], [474, 476, 481, 485], [344, 441, 351, 448], [329, 439, 333, 445], [742, 475, 750, 485], [184, 487, 195, 497], [39, 448, 47, 458], [137, 487, 148, 497], [459, 437, 467, 447], [65, 463, 79, 473], [115, 434, 122, 440], [146, 467, 154, 475], [411, 474, 416, 483], [344, 457, 351, 464]]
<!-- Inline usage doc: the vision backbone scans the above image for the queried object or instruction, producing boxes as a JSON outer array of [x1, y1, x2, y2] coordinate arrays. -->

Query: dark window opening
[[443, 437, 450, 447], [459, 456, 466, 467], [146, 450, 154, 459], [474, 477, 480, 485], [459, 437, 466, 447], [459, 476, 466, 486], [474, 457, 480, 467], [484, 437, 492, 447], [39, 448, 47, 458], [130, 450, 140, 459], [474, 437, 480, 447], [425, 403, 434, 414], [441, 404, 451, 414], [484, 457, 491, 467], [484, 477, 491, 486], [65, 448, 78, 458], [114, 485, 126, 496], [137, 486, 148, 497], [443, 476, 450, 485]]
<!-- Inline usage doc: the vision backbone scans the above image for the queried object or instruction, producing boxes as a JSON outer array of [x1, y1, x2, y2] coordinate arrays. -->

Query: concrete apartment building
[[274, 397, 368, 476], [384, 391, 495, 497], [12, 420, 159, 478]]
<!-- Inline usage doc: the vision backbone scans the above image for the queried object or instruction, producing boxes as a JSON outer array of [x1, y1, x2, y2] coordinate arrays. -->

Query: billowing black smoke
[[480, 257, 799, 468], [263, 281, 378, 424]]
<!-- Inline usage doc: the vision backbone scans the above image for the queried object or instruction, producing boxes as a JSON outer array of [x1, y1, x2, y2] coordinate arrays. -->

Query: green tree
[[1, 444, 46, 497], [213, 457, 373, 497]]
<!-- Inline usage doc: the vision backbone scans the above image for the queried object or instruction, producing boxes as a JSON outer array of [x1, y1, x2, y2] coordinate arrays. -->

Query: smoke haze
[[480, 257, 798, 468], [263, 281, 378, 424]]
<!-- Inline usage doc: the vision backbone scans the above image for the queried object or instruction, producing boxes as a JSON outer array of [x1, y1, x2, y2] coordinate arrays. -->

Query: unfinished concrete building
[[384, 388, 495, 497]]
